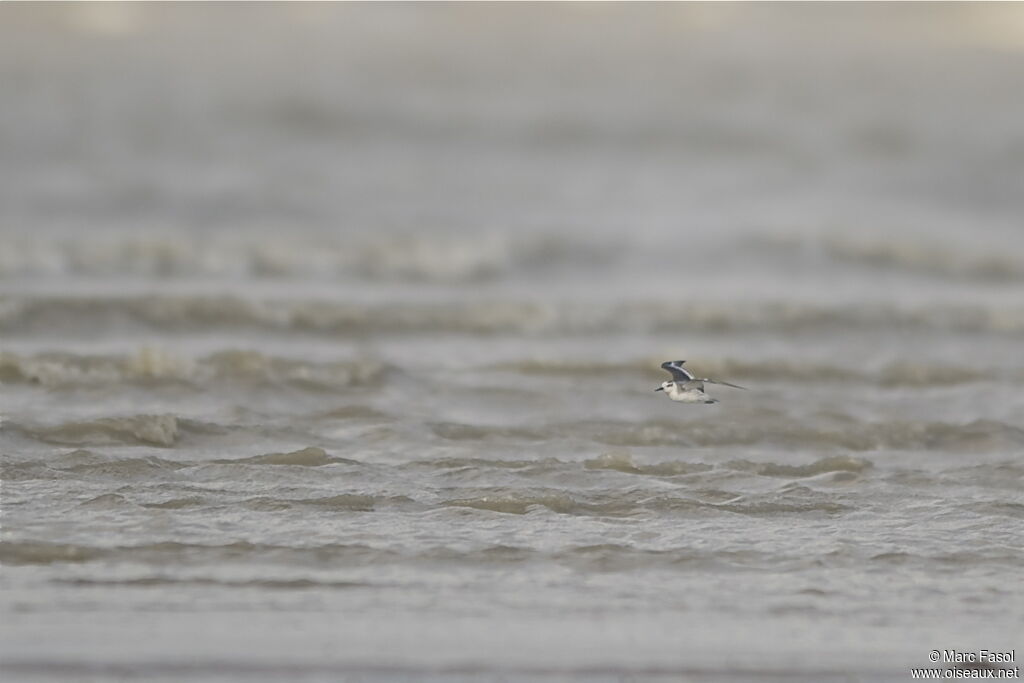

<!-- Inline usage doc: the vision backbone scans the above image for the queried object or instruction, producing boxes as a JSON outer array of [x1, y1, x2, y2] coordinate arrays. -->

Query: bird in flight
[[655, 360, 746, 404]]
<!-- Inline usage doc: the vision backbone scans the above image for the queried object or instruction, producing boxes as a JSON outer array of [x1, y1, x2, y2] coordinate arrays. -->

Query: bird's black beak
[[654, 386, 663, 391]]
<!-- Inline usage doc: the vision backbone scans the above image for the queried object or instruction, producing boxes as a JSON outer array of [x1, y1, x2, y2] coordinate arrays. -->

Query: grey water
[[1, 4, 1023, 682]]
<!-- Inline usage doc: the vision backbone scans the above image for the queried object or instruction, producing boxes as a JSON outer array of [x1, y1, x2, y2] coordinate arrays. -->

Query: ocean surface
[[2, 5, 1023, 682]]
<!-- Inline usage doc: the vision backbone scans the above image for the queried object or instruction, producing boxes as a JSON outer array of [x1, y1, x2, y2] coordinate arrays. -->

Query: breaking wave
[[12, 539, 962, 572], [0, 447, 359, 477], [434, 418, 1024, 452], [438, 488, 850, 517], [10, 414, 182, 447], [755, 233, 1024, 282], [0, 539, 772, 570], [229, 447, 350, 467], [3, 295, 1023, 336], [582, 452, 869, 477], [0, 233, 611, 283], [9, 410, 1020, 453], [0, 349, 388, 389], [4, 534, 1019, 569]]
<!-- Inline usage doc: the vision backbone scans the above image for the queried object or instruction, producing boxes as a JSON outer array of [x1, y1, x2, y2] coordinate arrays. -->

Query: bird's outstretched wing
[[702, 378, 747, 390], [660, 360, 695, 382], [662, 360, 747, 390]]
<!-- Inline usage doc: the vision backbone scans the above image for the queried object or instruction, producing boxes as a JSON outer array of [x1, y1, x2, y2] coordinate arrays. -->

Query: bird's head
[[655, 381, 672, 392]]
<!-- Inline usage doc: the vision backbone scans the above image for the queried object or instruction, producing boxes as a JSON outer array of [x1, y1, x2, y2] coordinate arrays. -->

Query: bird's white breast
[[666, 383, 708, 403]]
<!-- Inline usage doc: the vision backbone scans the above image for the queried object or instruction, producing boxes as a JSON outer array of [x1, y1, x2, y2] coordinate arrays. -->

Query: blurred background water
[[1, 4, 1023, 682]]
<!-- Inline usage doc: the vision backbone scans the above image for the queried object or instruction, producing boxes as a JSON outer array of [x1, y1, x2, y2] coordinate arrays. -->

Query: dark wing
[[660, 360, 695, 382]]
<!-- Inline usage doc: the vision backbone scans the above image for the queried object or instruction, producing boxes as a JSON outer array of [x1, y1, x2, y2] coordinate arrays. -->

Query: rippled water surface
[[2, 5, 1023, 682]]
